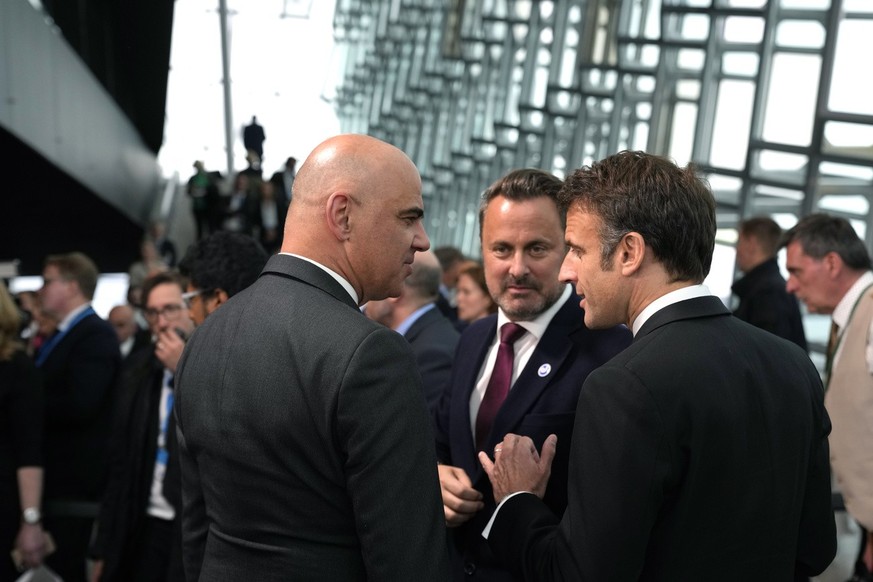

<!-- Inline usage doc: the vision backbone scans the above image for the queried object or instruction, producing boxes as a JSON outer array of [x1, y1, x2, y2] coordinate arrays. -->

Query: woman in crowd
[[0, 282, 49, 580], [455, 261, 497, 325]]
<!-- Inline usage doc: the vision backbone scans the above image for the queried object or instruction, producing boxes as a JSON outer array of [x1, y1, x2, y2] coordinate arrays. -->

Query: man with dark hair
[[92, 272, 195, 582], [365, 249, 459, 410], [177, 231, 269, 326], [175, 134, 449, 580], [434, 245, 465, 321], [481, 152, 836, 581], [732, 216, 807, 348], [36, 252, 120, 582], [784, 213, 873, 581], [433, 168, 631, 581]]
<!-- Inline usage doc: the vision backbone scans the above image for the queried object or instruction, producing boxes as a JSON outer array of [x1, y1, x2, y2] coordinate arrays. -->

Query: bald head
[[281, 134, 430, 304], [108, 304, 138, 343]]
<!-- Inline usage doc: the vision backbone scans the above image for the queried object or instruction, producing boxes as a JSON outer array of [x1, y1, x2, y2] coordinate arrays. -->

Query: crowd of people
[[2, 132, 870, 581]]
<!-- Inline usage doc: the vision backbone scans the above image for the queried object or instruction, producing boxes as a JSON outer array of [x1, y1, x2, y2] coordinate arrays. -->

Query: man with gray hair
[[365, 249, 460, 410]]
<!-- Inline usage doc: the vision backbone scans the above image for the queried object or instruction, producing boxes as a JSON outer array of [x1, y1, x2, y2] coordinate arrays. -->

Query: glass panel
[[722, 52, 758, 77], [823, 121, 873, 162], [762, 53, 820, 146], [779, 0, 829, 8], [829, 19, 873, 116], [724, 17, 764, 44], [776, 20, 826, 50], [710, 80, 755, 170], [670, 102, 697, 165]]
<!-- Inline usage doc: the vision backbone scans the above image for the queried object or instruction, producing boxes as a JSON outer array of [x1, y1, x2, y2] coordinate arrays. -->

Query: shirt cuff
[[481, 491, 534, 539]]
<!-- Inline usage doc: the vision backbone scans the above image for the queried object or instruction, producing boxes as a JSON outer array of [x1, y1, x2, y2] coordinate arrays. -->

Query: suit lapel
[[259, 254, 359, 310], [404, 307, 437, 343], [635, 295, 730, 340]]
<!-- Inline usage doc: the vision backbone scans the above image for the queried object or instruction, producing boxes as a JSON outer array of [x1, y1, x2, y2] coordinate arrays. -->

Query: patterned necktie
[[825, 319, 840, 387], [475, 322, 527, 451]]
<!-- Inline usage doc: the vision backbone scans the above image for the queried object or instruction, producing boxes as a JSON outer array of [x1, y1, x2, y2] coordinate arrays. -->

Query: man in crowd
[[435, 245, 465, 322], [481, 151, 835, 580], [107, 304, 150, 362], [175, 134, 449, 580], [732, 216, 806, 348], [365, 249, 459, 411], [36, 252, 120, 582], [177, 231, 269, 326], [91, 272, 194, 581], [433, 168, 631, 581], [784, 213, 873, 581]]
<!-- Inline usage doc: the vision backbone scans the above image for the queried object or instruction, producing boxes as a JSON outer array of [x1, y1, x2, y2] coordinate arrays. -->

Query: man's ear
[[618, 232, 646, 276], [823, 251, 844, 279], [206, 289, 230, 315], [326, 192, 352, 241]]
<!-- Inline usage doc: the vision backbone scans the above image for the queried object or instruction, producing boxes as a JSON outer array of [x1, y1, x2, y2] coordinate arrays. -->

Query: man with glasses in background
[[90, 272, 194, 582], [36, 252, 120, 582], [177, 231, 268, 327]]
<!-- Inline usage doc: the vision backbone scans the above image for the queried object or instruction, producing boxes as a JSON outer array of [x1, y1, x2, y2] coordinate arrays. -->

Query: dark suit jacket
[[732, 258, 807, 350], [433, 293, 632, 581], [92, 349, 182, 581], [175, 254, 449, 581], [404, 305, 460, 411], [39, 311, 120, 504], [487, 296, 836, 581]]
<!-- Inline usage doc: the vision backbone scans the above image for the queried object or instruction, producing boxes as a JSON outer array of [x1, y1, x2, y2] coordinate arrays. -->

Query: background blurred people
[[107, 304, 151, 362], [732, 216, 807, 349], [242, 115, 266, 163], [481, 152, 835, 581], [365, 250, 460, 411], [784, 214, 873, 581], [148, 221, 177, 268], [174, 134, 449, 580], [127, 238, 169, 308], [433, 168, 631, 581], [269, 156, 297, 206], [186, 161, 223, 240], [91, 273, 194, 582], [252, 179, 286, 255], [177, 231, 268, 327], [454, 261, 497, 326], [0, 282, 49, 581], [434, 245, 465, 322], [36, 252, 121, 582]]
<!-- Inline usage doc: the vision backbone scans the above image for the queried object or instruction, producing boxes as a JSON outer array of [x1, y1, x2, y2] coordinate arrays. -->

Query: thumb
[[540, 434, 558, 469], [478, 450, 495, 479]]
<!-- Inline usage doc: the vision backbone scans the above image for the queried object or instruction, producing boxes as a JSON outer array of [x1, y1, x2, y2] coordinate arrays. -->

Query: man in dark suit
[[91, 272, 195, 582], [365, 249, 460, 411], [175, 134, 449, 581], [480, 151, 836, 581], [732, 216, 807, 349], [433, 169, 631, 581], [35, 252, 121, 582]]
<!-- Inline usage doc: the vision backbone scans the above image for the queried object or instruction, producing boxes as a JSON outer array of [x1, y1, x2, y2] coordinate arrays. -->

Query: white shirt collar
[[496, 284, 572, 340], [833, 271, 873, 330], [281, 253, 359, 305], [632, 284, 711, 336]]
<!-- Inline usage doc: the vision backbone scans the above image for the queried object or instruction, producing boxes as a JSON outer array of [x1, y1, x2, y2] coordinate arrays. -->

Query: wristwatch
[[22, 507, 41, 525]]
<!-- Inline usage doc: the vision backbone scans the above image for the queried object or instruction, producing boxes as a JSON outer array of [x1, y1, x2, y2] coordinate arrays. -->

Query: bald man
[[108, 304, 150, 361], [365, 250, 460, 411], [175, 135, 449, 581]]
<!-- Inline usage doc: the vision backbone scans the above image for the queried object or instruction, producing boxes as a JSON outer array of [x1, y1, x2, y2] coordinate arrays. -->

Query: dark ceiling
[[4, 0, 175, 275]]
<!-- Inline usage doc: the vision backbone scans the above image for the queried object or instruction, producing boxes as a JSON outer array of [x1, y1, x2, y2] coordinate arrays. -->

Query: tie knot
[[500, 322, 527, 345]]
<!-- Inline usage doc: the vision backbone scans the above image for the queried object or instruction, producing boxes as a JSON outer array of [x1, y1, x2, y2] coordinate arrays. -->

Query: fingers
[[478, 451, 494, 478], [540, 434, 558, 468]]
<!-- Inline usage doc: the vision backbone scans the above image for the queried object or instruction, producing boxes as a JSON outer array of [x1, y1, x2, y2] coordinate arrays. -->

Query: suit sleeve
[[488, 365, 670, 581], [794, 390, 837, 576], [174, 347, 208, 582], [338, 328, 450, 581]]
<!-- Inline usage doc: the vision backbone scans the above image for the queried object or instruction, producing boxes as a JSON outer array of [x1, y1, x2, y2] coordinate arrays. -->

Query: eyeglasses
[[181, 289, 214, 308], [143, 304, 186, 322], [42, 277, 68, 287]]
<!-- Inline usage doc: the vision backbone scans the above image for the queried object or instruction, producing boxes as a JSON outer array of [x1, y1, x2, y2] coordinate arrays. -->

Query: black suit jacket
[[93, 349, 182, 581], [175, 254, 449, 581], [487, 296, 836, 581], [404, 305, 460, 411], [732, 258, 807, 350], [39, 311, 120, 504], [433, 293, 631, 581]]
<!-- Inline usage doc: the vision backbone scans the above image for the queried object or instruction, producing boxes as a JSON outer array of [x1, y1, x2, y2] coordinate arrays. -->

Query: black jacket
[[732, 258, 807, 350]]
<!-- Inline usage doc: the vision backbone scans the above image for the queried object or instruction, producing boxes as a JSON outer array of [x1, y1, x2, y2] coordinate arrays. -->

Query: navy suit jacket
[[487, 296, 836, 581], [404, 305, 460, 412], [433, 292, 631, 581]]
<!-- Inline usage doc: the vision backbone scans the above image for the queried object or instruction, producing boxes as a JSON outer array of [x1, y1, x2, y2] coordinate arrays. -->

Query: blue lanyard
[[35, 306, 96, 367], [156, 373, 174, 465]]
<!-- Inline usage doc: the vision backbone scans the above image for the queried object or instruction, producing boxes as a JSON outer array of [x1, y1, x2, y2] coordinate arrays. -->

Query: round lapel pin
[[537, 363, 551, 377]]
